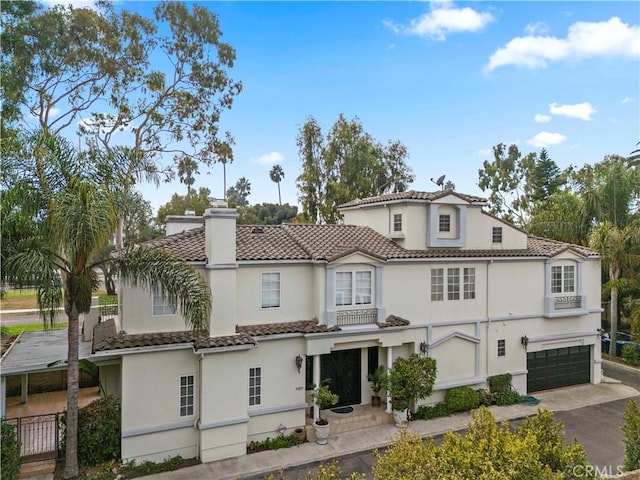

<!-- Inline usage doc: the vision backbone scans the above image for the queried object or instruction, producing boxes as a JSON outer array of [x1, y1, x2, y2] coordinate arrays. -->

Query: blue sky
[[46, 1, 640, 215]]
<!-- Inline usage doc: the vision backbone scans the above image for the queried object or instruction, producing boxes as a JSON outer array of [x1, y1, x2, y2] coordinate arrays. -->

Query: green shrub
[[622, 400, 640, 471], [621, 344, 640, 366], [414, 402, 451, 420], [61, 396, 121, 466], [493, 388, 523, 406], [444, 387, 480, 413], [488, 373, 512, 394], [247, 434, 302, 454], [1, 417, 21, 480]]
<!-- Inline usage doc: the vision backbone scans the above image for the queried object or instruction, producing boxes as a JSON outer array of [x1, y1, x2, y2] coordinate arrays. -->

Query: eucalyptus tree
[[5, 132, 211, 478], [269, 164, 285, 205]]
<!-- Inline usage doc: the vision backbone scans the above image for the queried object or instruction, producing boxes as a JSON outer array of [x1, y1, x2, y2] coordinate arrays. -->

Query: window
[[497, 339, 506, 357], [261, 272, 280, 308], [492, 227, 503, 243], [336, 271, 371, 306], [431, 268, 444, 301], [249, 367, 262, 406], [463, 268, 476, 300], [179, 375, 194, 417], [439, 214, 451, 232], [551, 265, 575, 294], [393, 214, 402, 232], [152, 286, 176, 316], [447, 268, 460, 300], [431, 267, 475, 302]]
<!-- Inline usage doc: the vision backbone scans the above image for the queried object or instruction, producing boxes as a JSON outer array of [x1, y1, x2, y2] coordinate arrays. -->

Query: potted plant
[[310, 383, 339, 444], [386, 354, 437, 427], [367, 365, 385, 407]]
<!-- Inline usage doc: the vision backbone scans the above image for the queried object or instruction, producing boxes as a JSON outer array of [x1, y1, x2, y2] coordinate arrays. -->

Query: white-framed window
[[393, 214, 402, 232], [551, 265, 575, 294], [463, 267, 476, 300], [336, 271, 371, 306], [439, 214, 451, 232], [497, 339, 506, 357], [249, 367, 262, 406], [431, 268, 444, 301], [179, 374, 195, 417], [447, 268, 460, 300], [152, 286, 177, 316], [431, 267, 475, 302], [261, 272, 280, 309], [492, 227, 503, 244]]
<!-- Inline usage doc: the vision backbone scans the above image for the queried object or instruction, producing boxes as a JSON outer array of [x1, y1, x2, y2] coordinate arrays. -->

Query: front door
[[321, 349, 361, 407]]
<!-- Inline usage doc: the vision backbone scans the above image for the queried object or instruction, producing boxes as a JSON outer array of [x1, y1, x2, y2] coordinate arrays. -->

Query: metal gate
[[5, 413, 61, 463]]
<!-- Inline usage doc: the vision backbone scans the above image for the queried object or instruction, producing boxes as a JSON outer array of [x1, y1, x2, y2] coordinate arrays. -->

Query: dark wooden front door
[[321, 349, 361, 407]]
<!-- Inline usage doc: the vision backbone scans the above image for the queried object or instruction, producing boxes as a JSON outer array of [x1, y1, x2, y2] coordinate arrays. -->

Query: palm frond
[[5, 249, 64, 327], [113, 246, 211, 331]]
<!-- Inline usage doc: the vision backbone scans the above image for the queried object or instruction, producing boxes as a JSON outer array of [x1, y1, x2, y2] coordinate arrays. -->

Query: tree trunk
[[115, 214, 124, 250], [277, 182, 282, 205], [62, 305, 80, 479], [609, 285, 619, 357]]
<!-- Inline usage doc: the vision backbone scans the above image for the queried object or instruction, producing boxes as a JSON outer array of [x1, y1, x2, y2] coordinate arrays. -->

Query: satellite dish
[[430, 175, 446, 189]]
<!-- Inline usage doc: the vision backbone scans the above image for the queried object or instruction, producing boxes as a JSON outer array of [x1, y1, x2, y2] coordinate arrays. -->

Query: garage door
[[527, 345, 591, 393]]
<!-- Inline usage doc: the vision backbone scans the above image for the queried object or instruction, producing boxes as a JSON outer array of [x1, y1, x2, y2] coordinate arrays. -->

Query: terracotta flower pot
[[293, 427, 306, 443]]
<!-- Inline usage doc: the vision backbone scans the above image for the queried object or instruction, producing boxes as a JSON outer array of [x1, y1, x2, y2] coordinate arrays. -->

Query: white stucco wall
[[466, 210, 528, 250], [120, 349, 198, 463]]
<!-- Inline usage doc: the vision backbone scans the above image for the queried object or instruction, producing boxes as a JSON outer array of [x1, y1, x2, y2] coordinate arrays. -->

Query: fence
[[5, 413, 61, 463]]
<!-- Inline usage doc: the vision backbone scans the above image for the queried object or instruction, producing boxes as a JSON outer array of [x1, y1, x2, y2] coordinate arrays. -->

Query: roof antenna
[[430, 174, 446, 190]]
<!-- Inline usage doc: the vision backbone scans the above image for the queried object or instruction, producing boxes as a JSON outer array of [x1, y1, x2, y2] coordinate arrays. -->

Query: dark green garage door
[[527, 345, 591, 393]]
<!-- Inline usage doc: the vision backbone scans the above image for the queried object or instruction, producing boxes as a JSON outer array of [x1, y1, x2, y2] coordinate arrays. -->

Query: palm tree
[[269, 164, 284, 205], [177, 156, 199, 199], [6, 133, 211, 478], [588, 222, 640, 356]]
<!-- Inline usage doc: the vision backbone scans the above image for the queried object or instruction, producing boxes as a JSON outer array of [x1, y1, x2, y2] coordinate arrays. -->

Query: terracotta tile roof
[[144, 227, 205, 262], [378, 315, 411, 328], [337, 189, 487, 209], [237, 319, 340, 336]]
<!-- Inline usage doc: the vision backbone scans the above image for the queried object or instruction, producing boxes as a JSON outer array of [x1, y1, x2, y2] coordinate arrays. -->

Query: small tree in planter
[[385, 354, 437, 427], [367, 365, 386, 407], [310, 384, 339, 444]]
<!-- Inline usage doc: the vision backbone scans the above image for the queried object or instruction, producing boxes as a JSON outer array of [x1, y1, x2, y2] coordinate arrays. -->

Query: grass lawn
[[2, 323, 69, 336], [1, 288, 108, 311]]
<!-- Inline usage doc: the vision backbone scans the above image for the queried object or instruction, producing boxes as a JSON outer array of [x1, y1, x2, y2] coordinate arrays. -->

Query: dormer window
[[393, 214, 402, 232], [439, 214, 451, 232], [492, 227, 503, 244], [551, 265, 574, 293]]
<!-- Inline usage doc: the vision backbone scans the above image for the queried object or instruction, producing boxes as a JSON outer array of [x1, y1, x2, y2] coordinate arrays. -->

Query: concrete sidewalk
[[142, 381, 638, 480]]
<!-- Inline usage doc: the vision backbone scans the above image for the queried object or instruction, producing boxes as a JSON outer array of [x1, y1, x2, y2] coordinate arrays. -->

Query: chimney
[[165, 213, 203, 236], [203, 199, 238, 336]]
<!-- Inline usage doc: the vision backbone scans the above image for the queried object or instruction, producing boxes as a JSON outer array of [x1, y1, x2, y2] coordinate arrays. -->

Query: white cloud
[[254, 152, 283, 165], [384, 1, 494, 41], [534, 113, 551, 123], [41, 0, 99, 9], [485, 17, 640, 71], [527, 131, 567, 148], [477, 148, 492, 156], [621, 96, 634, 104], [525, 22, 549, 36], [549, 102, 597, 121]]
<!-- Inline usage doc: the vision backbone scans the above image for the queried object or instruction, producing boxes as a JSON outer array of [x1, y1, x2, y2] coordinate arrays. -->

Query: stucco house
[[89, 189, 602, 464]]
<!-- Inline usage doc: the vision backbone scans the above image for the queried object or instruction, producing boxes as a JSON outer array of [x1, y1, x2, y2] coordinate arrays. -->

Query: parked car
[[601, 332, 640, 357]]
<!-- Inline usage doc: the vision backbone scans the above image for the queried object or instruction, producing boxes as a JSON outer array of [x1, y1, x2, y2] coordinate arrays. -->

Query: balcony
[[336, 308, 378, 327], [544, 295, 587, 318]]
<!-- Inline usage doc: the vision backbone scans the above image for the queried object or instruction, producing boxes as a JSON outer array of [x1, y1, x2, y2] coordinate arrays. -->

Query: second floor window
[[152, 286, 177, 316], [179, 375, 195, 417], [261, 272, 281, 308], [439, 214, 451, 232], [431, 267, 475, 302], [492, 227, 503, 243], [336, 271, 371, 306], [393, 214, 402, 232], [497, 339, 506, 357], [551, 265, 575, 293]]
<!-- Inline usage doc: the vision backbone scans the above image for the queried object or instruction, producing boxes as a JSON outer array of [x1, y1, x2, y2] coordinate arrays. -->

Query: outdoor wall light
[[521, 335, 529, 349], [295, 354, 303, 373], [419, 341, 428, 354]]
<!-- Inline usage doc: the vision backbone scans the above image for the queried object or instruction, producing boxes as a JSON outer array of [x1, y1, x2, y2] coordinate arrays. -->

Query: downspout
[[195, 352, 204, 459], [485, 259, 492, 379]]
